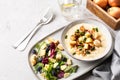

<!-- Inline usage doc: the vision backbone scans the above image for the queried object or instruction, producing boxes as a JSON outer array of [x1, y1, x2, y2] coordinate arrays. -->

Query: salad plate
[[28, 19, 113, 80]]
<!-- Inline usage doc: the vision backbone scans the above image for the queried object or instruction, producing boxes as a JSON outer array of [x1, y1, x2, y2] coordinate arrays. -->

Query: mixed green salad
[[30, 38, 79, 80]]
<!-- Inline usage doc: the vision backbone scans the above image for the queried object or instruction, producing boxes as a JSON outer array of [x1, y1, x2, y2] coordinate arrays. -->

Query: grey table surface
[[0, 0, 117, 80]]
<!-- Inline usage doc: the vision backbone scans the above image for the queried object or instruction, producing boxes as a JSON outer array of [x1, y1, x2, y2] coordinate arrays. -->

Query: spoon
[[13, 7, 54, 51]]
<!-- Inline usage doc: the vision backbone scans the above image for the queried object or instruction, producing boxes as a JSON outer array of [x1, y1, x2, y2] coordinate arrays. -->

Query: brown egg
[[107, 7, 120, 19], [93, 0, 108, 9], [108, 0, 120, 7]]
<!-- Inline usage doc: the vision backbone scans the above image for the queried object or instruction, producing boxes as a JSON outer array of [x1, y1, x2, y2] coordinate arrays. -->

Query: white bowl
[[61, 18, 113, 61]]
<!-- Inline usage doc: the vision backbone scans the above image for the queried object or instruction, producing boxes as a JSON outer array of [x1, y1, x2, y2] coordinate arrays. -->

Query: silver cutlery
[[13, 7, 54, 51]]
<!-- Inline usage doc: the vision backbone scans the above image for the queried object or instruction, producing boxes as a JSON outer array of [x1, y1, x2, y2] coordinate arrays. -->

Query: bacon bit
[[82, 52, 86, 56], [70, 41, 77, 47], [70, 35, 76, 41], [80, 26, 85, 32]]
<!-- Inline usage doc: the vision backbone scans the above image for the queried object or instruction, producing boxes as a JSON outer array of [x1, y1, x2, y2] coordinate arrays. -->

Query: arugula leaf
[[37, 41, 46, 54], [45, 72, 57, 80], [64, 66, 72, 72], [72, 65, 79, 73], [33, 63, 44, 73], [64, 65, 78, 73], [44, 64, 57, 80], [59, 61, 65, 65]]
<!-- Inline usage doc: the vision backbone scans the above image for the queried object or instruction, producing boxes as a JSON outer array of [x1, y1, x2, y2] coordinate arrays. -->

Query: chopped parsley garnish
[[96, 28, 98, 32], [73, 52, 76, 55], [78, 46, 83, 49], [86, 50, 90, 54], [93, 27, 98, 32], [65, 35, 68, 39], [83, 37, 87, 42], [91, 46, 95, 51], [75, 29, 79, 33], [80, 32, 85, 36]]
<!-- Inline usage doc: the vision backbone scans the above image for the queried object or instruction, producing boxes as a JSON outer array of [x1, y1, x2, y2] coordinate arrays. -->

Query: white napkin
[[93, 31, 120, 80]]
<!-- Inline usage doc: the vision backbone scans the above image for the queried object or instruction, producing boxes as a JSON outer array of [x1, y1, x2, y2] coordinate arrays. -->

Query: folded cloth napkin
[[83, 31, 120, 80]]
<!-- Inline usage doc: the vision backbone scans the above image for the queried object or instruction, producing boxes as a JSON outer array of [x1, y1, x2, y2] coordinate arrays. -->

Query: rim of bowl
[[61, 18, 113, 61]]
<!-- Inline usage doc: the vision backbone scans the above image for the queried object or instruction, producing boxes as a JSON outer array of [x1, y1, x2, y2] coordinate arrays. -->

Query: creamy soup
[[65, 23, 106, 60]]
